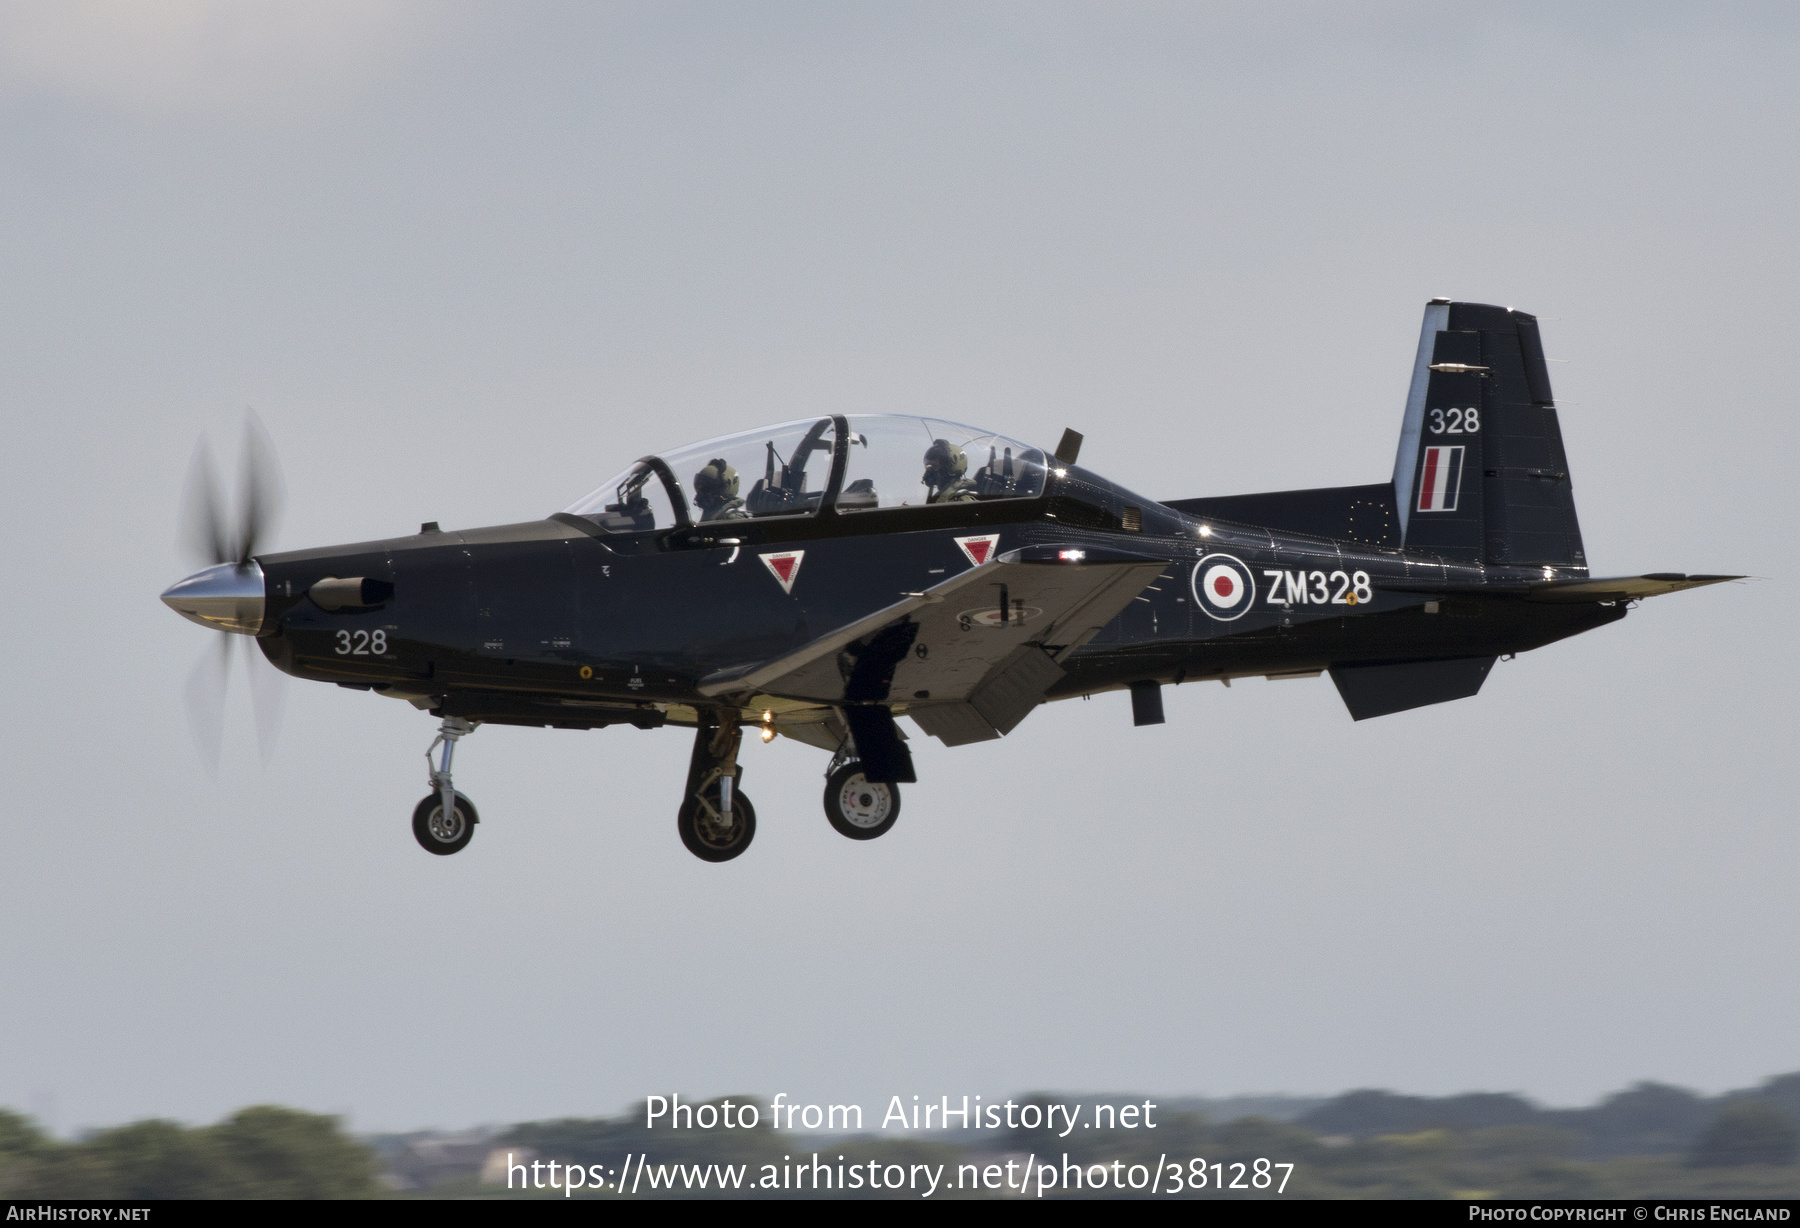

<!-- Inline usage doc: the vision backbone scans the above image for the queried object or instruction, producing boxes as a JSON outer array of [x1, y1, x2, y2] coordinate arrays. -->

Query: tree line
[[0, 1105, 377, 1199], [3, 1072, 1797, 1199]]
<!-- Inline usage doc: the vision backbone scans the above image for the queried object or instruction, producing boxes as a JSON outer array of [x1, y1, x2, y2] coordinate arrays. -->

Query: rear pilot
[[923, 439, 978, 503]]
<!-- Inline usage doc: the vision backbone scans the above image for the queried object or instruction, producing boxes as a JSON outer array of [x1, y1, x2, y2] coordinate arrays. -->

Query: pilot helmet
[[922, 439, 967, 486], [693, 459, 739, 502]]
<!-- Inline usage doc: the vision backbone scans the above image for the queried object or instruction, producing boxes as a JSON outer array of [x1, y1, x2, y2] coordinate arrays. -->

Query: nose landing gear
[[678, 715, 755, 862], [414, 716, 480, 855]]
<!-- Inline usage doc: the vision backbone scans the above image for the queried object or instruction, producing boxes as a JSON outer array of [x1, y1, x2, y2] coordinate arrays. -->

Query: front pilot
[[693, 459, 749, 521]]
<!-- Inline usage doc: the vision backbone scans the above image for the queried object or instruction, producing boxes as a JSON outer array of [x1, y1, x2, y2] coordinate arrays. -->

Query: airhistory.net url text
[[505, 1152, 1294, 1197]]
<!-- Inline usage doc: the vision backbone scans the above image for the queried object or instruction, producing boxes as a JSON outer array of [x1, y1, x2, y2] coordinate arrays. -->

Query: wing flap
[[907, 702, 1002, 747], [909, 643, 1069, 746]]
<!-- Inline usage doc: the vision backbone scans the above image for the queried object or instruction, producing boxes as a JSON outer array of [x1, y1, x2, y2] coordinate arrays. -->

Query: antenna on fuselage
[[1055, 429, 1083, 465]]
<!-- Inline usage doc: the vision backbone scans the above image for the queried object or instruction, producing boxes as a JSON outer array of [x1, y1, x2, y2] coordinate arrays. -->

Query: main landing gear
[[678, 715, 756, 862], [822, 743, 901, 840], [414, 716, 480, 855]]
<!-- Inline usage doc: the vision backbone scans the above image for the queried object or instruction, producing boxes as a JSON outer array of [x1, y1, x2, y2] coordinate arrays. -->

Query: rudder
[[1393, 300, 1586, 570]]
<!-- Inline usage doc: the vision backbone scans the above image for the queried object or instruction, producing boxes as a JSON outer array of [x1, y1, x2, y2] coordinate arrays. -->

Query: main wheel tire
[[677, 782, 756, 862], [412, 791, 478, 855], [824, 763, 900, 840]]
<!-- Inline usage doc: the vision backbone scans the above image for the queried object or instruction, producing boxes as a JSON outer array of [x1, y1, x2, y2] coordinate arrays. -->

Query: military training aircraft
[[162, 300, 1736, 862]]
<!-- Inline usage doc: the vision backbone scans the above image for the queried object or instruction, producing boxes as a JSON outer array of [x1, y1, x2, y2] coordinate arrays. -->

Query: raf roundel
[[1192, 553, 1256, 621]]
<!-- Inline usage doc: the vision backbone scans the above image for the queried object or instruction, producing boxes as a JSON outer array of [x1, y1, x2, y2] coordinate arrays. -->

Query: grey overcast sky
[[2, 1, 1794, 1135]]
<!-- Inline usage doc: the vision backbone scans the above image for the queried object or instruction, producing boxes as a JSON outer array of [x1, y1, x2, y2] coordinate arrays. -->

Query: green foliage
[[0, 1105, 377, 1198], [0, 1112, 61, 1197], [1462, 1125, 1584, 1163], [1689, 1100, 1800, 1169], [1302, 1090, 1539, 1138], [1212, 1117, 1326, 1166], [1506, 1158, 1612, 1199], [209, 1105, 380, 1197], [1753, 1074, 1800, 1128], [1577, 1082, 1711, 1156], [80, 1119, 231, 1198], [0, 1110, 52, 1158]]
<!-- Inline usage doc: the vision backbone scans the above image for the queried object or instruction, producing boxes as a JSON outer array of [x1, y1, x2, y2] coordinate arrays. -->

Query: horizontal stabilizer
[[1525, 573, 1742, 603], [1330, 657, 1496, 720], [1374, 572, 1743, 603]]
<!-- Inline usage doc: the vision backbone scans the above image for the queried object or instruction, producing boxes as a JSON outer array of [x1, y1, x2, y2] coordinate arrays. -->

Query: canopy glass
[[563, 414, 1049, 531]]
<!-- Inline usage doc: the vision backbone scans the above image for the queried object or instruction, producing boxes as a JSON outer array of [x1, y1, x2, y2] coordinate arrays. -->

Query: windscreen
[[562, 460, 682, 532], [562, 418, 837, 530], [562, 415, 1043, 530]]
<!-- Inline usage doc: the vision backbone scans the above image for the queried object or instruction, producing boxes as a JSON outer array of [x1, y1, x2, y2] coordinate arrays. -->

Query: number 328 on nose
[[1263, 569, 1372, 606]]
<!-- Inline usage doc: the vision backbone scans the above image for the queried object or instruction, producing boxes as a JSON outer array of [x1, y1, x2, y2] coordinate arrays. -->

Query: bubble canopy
[[562, 415, 1050, 531]]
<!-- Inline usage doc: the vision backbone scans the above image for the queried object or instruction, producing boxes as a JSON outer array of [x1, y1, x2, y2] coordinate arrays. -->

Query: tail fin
[[1393, 300, 1587, 570]]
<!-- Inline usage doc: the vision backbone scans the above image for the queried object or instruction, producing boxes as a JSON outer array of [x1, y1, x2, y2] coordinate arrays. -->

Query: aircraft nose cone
[[160, 561, 267, 635]]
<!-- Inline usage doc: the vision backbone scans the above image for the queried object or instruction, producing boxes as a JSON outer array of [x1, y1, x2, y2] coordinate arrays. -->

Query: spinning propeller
[[166, 412, 287, 769]]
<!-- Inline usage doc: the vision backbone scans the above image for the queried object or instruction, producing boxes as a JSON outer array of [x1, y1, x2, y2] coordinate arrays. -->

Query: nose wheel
[[415, 716, 479, 855], [413, 790, 478, 855], [824, 759, 900, 840]]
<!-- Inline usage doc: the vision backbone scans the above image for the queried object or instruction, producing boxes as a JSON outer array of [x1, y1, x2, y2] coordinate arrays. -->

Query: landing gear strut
[[822, 741, 901, 840], [677, 714, 756, 862], [414, 716, 479, 855]]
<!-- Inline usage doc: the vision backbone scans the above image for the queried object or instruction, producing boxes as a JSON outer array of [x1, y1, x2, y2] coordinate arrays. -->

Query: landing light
[[1199, 525, 1212, 537], [1059, 549, 1086, 562], [760, 710, 775, 743]]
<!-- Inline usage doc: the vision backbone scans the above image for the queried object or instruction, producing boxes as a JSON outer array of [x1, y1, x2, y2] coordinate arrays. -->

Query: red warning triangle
[[954, 534, 1000, 567], [760, 550, 805, 594]]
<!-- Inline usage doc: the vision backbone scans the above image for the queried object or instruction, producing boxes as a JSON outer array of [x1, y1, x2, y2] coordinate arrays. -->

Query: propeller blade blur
[[173, 412, 287, 769], [181, 439, 230, 567], [243, 634, 286, 764], [184, 635, 231, 773], [237, 410, 284, 565]]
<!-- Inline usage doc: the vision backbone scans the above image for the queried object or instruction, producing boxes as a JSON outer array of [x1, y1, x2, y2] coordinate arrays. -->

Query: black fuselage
[[254, 465, 1621, 732]]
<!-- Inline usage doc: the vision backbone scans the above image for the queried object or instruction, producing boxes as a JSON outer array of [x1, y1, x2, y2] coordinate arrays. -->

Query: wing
[[698, 544, 1170, 745]]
